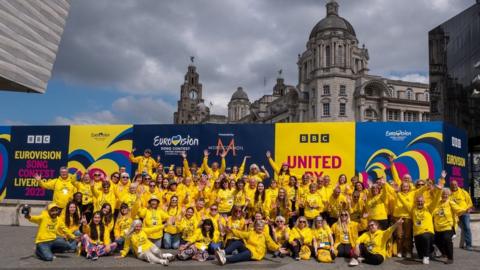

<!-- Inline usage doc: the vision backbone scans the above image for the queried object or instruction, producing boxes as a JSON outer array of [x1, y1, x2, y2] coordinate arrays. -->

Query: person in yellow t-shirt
[[331, 210, 360, 263], [35, 167, 77, 209], [449, 179, 474, 250], [177, 219, 219, 261], [304, 183, 324, 224], [57, 201, 82, 250], [176, 207, 199, 244], [433, 187, 466, 264], [312, 216, 335, 262], [266, 150, 298, 187], [129, 148, 160, 175], [25, 203, 75, 261], [116, 219, 174, 265], [80, 211, 118, 260], [216, 178, 235, 215], [288, 216, 314, 260], [349, 218, 404, 266], [113, 203, 133, 249], [215, 220, 288, 265], [272, 216, 290, 258]]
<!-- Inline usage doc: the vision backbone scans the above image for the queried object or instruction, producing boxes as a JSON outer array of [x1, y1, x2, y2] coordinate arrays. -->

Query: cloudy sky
[[0, 0, 474, 125]]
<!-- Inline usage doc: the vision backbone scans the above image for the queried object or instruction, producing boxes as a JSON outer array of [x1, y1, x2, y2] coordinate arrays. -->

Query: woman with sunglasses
[[113, 203, 133, 249], [272, 216, 290, 257], [113, 172, 131, 217], [141, 180, 161, 208], [331, 210, 360, 264], [350, 218, 405, 266], [312, 216, 335, 263], [288, 216, 314, 260], [80, 211, 117, 260], [248, 163, 269, 183], [215, 220, 288, 265], [163, 195, 182, 249], [117, 219, 174, 265], [90, 177, 117, 213]]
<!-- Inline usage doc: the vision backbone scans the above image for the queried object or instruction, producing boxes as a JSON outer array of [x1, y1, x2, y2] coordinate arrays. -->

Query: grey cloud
[[53, 0, 473, 113]]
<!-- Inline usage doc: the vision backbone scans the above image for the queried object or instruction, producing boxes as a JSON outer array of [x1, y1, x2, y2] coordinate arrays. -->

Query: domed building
[[228, 87, 250, 122], [174, 0, 430, 124]]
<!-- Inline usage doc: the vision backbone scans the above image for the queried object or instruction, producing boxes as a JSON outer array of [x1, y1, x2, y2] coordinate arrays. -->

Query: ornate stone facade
[[173, 0, 430, 124]]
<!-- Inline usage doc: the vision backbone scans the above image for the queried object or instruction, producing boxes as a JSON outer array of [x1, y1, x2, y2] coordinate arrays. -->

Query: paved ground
[[0, 226, 478, 270]]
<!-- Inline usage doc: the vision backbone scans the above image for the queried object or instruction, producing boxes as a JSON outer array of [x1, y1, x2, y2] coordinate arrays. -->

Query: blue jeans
[[67, 230, 82, 250], [35, 237, 72, 261], [224, 240, 252, 263], [208, 242, 222, 254], [163, 233, 180, 249], [459, 214, 472, 248]]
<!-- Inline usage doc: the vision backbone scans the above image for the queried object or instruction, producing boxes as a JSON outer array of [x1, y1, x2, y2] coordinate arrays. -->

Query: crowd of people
[[24, 148, 475, 266]]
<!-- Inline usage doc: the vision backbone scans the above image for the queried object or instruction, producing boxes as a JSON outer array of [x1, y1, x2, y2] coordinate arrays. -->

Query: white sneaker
[[158, 259, 169, 265], [422, 257, 429, 265], [358, 257, 365, 263], [162, 253, 174, 261], [397, 253, 402, 258], [349, 258, 359, 266], [215, 249, 227, 265]]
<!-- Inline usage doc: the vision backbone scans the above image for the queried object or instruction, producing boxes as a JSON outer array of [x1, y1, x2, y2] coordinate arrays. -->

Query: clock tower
[[174, 60, 210, 124]]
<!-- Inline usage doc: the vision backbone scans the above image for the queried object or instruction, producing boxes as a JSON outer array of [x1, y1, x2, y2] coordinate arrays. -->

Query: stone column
[[382, 107, 387, 121], [400, 110, 405, 121]]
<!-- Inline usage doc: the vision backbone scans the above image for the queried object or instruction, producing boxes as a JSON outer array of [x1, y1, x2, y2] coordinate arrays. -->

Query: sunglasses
[[121, 176, 129, 179], [276, 220, 284, 223], [299, 220, 307, 223], [340, 214, 348, 217], [94, 174, 101, 176], [211, 208, 218, 211]]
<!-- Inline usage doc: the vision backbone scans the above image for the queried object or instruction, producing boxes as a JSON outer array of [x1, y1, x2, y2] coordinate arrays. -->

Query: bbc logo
[[299, 134, 329, 143], [27, 135, 51, 144]]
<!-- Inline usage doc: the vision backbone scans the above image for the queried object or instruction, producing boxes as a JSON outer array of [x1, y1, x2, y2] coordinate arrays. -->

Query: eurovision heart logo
[[171, 135, 181, 146]]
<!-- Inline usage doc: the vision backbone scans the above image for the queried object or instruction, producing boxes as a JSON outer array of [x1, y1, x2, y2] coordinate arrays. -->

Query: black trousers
[[359, 244, 384, 265], [337, 243, 352, 258], [414, 232, 434, 259], [434, 230, 454, 260]]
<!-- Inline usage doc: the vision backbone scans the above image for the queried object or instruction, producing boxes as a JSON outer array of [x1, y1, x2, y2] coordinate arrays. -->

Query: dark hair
[[201, 219, 215, 239], [254, 183, 266, 203], [220, 178, 229, 190], [236, 179, 245, 189], [89, 211, 105, 241], [65, 201, 80, 227], [279, 164, 290, 175], [100, 203, 113, 225]]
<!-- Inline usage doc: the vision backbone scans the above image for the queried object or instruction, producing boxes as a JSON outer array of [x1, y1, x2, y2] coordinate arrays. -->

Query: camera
[[21, 204, 31, 216]]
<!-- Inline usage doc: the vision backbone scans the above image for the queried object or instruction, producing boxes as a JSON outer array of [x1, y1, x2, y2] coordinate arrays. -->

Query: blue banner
[[0, 126, 11, 200], [356, 122, 444, 184], [443, 122, 468, 187], [6, 126, 70, 200]]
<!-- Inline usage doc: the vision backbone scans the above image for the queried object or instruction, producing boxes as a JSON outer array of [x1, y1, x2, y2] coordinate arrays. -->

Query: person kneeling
[[215, 220, 288, 265], [350, 218, 404, 266], [116, 220, 174, 265], [25, 203, 76, 261]]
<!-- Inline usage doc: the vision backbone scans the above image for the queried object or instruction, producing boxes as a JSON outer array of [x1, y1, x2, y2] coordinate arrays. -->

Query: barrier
[[0, 122, 468, 201]]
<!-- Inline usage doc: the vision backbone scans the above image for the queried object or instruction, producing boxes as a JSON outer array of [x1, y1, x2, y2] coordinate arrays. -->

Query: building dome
[[231, 87, 249, 101], [309, 0, 356, 39]]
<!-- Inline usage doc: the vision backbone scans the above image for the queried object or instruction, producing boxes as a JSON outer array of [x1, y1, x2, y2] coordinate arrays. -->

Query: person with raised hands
[[176, 207, 199, 245], [266, 150, 297, 187], [349, 218, 404, 266], [215, 219, 288, 265], [248, 163, 269, 183], [202, 149, 226, 183], [116, 219, 174, 265], [90, 175, 116, 213], [34, 166, 77, 209], [129, 148, 160, 176], [228, 155, 249, 182]]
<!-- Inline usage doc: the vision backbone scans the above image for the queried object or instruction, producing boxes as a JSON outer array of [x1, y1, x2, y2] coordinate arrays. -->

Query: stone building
[[173, 0, 430, 124]]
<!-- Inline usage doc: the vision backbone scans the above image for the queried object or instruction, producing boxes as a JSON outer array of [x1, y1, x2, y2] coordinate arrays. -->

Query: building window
[[322, 103, 330, 116], [406, 89, 413, 100], [387, 109, 400, 121], [339, 103, 346, 116], [425, 91, 430, 102], [404, 111, 417, 122], [422, 112, 430, 121], [340, 85, 346, 96], [365, 109, 377, 121], [326, 46, 331, 66], [311, 88, 316, 99], [323, 85, 330, 95]]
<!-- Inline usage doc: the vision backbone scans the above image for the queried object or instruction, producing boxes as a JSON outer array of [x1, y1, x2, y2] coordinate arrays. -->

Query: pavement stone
[[0, 225, 478, 270]]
